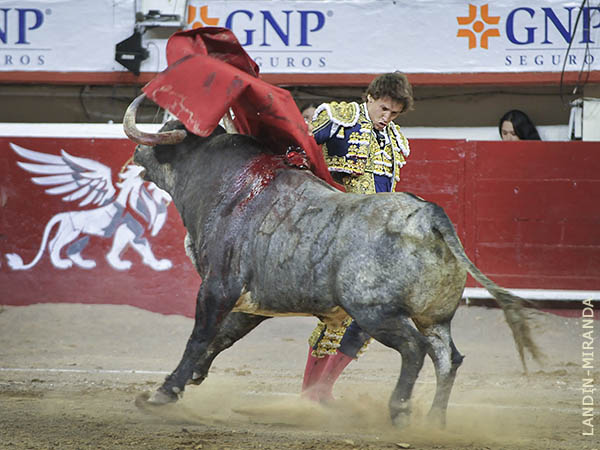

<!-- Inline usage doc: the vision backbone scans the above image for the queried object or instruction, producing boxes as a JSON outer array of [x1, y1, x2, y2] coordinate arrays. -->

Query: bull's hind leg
[[421, 321, 464, 427], [350, 311, 429, 428]]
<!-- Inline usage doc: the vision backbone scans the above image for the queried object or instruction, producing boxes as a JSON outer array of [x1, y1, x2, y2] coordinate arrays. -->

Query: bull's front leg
[[188, 312, 270, 386], [144, 281, 233, 405]]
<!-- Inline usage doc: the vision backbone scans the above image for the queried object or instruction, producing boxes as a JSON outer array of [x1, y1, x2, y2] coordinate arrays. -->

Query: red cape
[[142, 27, 342, 191]]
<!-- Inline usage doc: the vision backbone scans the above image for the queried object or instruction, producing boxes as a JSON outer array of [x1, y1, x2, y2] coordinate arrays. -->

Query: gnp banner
[[185, 0, 600, 74], [1, 1, 599, 75], [0, 0, 135, 72]]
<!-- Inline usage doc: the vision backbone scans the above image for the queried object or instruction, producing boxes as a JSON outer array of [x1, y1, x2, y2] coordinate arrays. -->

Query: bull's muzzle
[[123, 93, 187, 146]]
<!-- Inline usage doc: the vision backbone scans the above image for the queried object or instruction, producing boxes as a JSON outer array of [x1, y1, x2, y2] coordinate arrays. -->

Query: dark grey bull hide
[[126, 111, 540, 428]]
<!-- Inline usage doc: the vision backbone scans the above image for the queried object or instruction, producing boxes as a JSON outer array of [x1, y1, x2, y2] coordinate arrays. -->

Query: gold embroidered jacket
[[311, 101, 410, 193]]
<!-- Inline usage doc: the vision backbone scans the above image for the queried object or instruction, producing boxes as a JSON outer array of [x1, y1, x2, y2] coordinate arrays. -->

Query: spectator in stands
[[301, 103, 318, 132], [499, 110, 541, 141]]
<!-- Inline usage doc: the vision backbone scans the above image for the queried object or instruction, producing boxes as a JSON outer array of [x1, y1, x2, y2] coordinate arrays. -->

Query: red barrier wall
[[401, 140, 600, 290], [1, 137, 599, 317], [0, 137, 198, 317]]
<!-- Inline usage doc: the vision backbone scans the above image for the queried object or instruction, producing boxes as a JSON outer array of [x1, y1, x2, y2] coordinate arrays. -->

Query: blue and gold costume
[[307, 101, 410, 359], [312, 101, 410, 195]]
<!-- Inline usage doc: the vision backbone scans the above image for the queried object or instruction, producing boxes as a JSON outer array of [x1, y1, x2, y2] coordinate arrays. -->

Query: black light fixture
[[115, 29, 149, 76]]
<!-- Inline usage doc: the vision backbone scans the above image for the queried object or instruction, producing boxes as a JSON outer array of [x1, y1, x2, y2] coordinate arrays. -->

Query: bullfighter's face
[[366, 95, 404, 131]]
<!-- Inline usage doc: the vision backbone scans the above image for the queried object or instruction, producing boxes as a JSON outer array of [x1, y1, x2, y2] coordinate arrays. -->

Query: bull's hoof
[[426, 408, 447, 429], [135, 389, 178, 408], [391, 411, 411, 429]]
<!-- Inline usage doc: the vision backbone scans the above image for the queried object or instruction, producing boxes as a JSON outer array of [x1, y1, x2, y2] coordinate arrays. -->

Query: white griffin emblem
[[6, 143, 173, 271]]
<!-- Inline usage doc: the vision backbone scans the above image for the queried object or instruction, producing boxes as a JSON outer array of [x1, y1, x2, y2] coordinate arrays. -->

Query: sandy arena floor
[[0, 302, 597, 449]]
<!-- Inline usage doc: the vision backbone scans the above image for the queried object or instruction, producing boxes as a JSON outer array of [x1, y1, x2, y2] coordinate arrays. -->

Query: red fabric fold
[[142, 27, 341, 191]]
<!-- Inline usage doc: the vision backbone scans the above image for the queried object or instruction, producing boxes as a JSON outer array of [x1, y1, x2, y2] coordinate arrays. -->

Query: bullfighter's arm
[[311, 102, 366, 177]]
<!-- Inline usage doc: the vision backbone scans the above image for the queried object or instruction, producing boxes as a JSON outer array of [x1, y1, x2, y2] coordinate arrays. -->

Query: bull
[[124, 94, 540, 427]]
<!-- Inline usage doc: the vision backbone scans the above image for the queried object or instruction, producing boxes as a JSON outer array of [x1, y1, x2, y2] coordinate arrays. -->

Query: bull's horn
[[123, 93, 187, 146], [222, 109, 238, 134]]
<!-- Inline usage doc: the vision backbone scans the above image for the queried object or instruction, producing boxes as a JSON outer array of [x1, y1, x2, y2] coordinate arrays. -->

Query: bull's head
[[123, 94, 189, 195]]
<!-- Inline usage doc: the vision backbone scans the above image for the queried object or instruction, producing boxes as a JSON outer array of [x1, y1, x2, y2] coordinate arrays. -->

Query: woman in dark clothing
[[499, 109, 541, 141]]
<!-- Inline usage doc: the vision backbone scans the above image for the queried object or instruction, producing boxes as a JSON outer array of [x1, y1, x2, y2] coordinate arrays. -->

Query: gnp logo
[[0, 7, 48, 67], [187, 4, 326, 46], [187, 5, 219, 28], [186, 3, 329, 69], [0, 7, 44, 44], [457, 3, 600, 50], [456, 3, 600, 68], [456, 4, 500, 49]]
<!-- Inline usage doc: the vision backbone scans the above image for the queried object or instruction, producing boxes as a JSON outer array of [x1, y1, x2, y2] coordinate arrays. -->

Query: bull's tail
[[428, 203, 542, 370]]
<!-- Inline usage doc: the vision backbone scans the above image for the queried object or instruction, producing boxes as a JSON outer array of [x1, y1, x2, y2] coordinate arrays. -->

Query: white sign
[[184, 0, 600, 74], [1, 0, 599, 75], [0, 0, 135, 72], [6, 142, 173, 271]]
